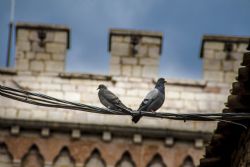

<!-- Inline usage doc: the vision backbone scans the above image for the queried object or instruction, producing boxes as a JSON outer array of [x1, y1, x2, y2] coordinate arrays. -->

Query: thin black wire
[[0, 85, 249, 129]]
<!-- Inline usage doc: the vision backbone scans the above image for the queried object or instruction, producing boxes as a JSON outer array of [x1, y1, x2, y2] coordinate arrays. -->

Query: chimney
[[15, 22, 70, 75], [200, 35, 249, 83], [108, 29, 163, 78]]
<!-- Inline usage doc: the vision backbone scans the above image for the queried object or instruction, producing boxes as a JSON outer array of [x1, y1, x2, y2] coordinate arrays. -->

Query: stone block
[[231, 52, 243, 60], [233, 60, 242, 72], [180, 92, 194, 100], [110, 65, 121, 76], [203, 59, 221, 70], [64, 92, 81, 102], [54, 32, 67, 43], [16, 51, 25, 59], [47, 91, 64, 99], [29, 30, 55, 42], [10, 126, 20, 135], [17, 29, 29, 41], [132, 66, 142, 77], [222, 61, 233, 71], [16, 41, 31, 51], [139, 58, 159, 65], [48, 110, 67, 121], [26, 52, 35, 59], [142, 66, 158, 78], [184, 100, 198, 111], [32, 110, 47, 120], [148, 46, 160, 57], [16, 59, 29, 71], [214, 51, 227, 60], [204, 42, 224, 50], [30, 60, 45, 72], [72, 129, 81, 139], [31, 42, 46, 52], [111, 42, 130, 56], [122, 65, 132, 76], [36, 53, 51, 60], [123, 36, 131, 42], [165, 137, 174, 147], [110, 56, 120, 65], [46, 43, 66, 54], [165, 100, 183, 109], [52, 54, 65, 61], [203, 50, 215, 59], [198, 101, 210, 111], [102, 131, 112, 142], [135, 45, 147, 57], [45, 61, 64, 72], [121, 57, 137, 65], [204, 71, 224, 82], [62, 84, 76, 91], [195, 139, 204, 148], [141, 37, 161, 45], [17, 110, 32, 119], [5, 108, 17, 119], [133, 134, 142, 144], [237, 43, 248, 52], [41, 128, 50, 137], [40, 83, 61, 90], [111, 36, 123, 42], [224, 72, 236, 83], [166, 91, 180, 99]]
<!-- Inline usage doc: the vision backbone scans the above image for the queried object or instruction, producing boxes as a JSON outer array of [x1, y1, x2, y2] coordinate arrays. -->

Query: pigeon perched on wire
[[97, 84, 131, 114], [132, 78, 166, 123]]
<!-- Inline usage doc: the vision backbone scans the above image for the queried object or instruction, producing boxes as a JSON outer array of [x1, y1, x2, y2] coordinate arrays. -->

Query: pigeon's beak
[[97, 88, 99, 90], [164, 81, 167, 83]]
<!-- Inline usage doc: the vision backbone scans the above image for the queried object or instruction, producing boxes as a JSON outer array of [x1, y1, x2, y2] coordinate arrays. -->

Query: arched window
[[21, 145, 44, 167], [53, 147, 75, 167], [147, 154, 167, 167], [116, 152, 135, 167], [180, 156, 194, 167], [0, 143, 13, 167], [84, 149, 105, 167]]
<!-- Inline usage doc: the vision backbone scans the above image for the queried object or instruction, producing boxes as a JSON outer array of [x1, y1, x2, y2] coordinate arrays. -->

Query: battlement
[[15, 22, 70, 75], [200, 35, 249, 83], [108, 29, 163, 78]]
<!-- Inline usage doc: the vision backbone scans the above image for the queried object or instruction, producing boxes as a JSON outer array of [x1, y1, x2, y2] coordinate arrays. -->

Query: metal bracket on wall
[[37, 30, 47, 47], [130, 35, 141, 56]]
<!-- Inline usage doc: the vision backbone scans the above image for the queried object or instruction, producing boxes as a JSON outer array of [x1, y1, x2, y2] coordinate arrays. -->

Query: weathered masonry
[[0, 22, 249, 167]]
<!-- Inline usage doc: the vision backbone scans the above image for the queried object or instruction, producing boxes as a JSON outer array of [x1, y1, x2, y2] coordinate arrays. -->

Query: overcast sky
[[0, 0, 249, 79]]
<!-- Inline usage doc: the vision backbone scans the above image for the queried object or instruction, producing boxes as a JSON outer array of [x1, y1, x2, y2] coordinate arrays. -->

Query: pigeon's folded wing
[[138, 88, 159, 111]]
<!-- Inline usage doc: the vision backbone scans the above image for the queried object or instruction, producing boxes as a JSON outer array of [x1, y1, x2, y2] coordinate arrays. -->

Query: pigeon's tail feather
[[132, 114, 142, 123]]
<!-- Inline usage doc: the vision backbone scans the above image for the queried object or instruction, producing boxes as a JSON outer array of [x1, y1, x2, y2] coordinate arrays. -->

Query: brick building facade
[[0, 22, 248, 167]]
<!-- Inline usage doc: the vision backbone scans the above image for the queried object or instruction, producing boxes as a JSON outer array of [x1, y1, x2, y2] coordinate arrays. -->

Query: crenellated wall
[[0, 22, 249, 167], [201, 35, 248, 83]]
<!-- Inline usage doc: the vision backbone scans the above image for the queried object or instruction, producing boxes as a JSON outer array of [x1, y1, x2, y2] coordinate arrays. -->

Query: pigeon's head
[[156, 78, 166, 85], [155, 78, 166, 91], [97, 84, 107, 90]]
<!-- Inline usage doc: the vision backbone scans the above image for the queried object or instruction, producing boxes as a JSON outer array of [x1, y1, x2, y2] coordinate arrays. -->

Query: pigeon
[[132, 78, 166, 123], [97, 84, 131, 113]]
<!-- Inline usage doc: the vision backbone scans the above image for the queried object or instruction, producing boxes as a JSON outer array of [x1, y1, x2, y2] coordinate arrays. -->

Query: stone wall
[[201, 35, 249, 83], [109, 29, 162, 78], [0, 23, 249, 167], [15, 23, 69, 76]]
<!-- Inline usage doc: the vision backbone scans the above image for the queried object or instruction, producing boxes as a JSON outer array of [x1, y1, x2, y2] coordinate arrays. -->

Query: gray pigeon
[[97, 84, 131, 113], [132, 78, 166, 123]]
